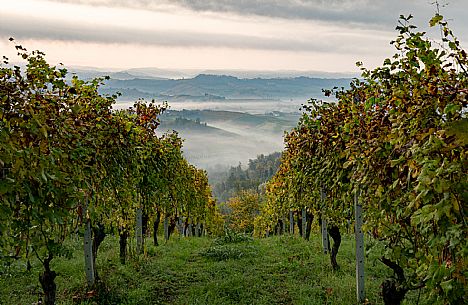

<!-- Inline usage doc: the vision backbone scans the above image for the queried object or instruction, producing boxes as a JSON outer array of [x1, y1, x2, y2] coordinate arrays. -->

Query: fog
[[145, 100, 300, 176], [178, 128, 284, 170], [113, 98, 306, 114]]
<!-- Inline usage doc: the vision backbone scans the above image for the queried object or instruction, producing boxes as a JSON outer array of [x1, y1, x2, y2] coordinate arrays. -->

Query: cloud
[[0, 13, 388, 54], [155, 0, 468, 34], [1, 0, 466, 71], [43, 0, 437, 28]]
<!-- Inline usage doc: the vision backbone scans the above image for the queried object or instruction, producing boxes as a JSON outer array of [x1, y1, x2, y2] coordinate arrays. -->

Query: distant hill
[[20, 65, 353, 101], [101, 74, 351, 101], [64, 66, 357, 80]]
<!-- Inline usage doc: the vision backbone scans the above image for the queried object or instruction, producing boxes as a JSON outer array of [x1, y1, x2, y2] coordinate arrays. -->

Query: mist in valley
[[113, 98, 306, 114], [155, 108, 300, 181]]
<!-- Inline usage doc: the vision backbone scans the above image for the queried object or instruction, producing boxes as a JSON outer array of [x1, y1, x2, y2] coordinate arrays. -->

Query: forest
[[212, 152, 281, 203]]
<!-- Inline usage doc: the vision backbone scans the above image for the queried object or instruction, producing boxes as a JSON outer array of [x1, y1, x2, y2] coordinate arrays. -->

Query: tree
[[226, 190, 260, 233]]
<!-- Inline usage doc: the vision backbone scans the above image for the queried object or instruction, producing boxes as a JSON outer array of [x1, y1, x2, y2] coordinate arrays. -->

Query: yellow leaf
[[452, 198, 460, 213]]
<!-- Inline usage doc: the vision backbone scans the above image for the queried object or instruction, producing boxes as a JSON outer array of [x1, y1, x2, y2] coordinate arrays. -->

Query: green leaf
[[41, 168, 48, 182], [440, 279, 453, 293], [429, 14, 443, 27], [443, 103, 460, 116], [343, 160, 354, 169]]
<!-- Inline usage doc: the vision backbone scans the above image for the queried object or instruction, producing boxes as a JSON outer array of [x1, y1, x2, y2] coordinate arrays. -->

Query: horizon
[[5, 60, 359, 79], [68, 66, 360, 79]]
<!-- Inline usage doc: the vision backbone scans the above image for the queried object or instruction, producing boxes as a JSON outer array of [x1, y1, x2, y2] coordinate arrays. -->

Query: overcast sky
[[1, 0, 467, 73]]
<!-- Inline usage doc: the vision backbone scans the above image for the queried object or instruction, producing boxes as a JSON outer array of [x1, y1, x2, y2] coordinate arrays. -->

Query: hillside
[[212, 152, 282, 202]]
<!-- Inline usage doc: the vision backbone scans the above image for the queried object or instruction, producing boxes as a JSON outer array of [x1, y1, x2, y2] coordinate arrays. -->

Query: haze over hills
[[66, 66, 358, 81], [158, 110, 300, 174], [64, 66, 352, 176], [63, 66, 353, 104], [99, 73, 352, 115], [102, 74, 351, 100]]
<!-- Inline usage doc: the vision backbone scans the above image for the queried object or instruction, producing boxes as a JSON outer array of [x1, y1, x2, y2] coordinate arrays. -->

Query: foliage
[[213, 227, 253, 245], [0, 43, 222, 303], [260, 13, 467, 304], [225, 190, 261, 233]]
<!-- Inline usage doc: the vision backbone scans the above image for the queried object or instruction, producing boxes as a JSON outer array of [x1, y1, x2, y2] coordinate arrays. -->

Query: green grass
[[0, 234, 421, 304]]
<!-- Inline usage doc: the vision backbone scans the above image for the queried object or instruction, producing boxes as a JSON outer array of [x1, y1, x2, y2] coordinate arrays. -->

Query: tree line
[[213, 152, 281, 203]]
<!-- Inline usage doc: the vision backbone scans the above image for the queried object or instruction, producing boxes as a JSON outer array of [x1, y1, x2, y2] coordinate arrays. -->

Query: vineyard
[[255, 14, 467, 305], [1, 12, 467, 305], [0, 43, 223, 304]]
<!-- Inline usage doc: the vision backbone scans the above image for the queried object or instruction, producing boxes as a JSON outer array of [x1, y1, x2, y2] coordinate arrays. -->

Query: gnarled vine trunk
[[142, 211, 149, 238], [92, 223, 106, 280], [200, 223, 204, 236], [305, 211, 313, 240], [39, 254, 57, 305], [119, 228, 128, 265], [168, 216, 177, 239], [276, 219, 283, 235], [297, 211, 303, 237], [328, 225, 341, 270], [381, 279, 407, 305], [381, 258, 408, 305]]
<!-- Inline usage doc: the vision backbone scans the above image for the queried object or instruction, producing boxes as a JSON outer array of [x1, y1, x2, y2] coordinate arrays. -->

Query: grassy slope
[[0, 234, 420, 305]]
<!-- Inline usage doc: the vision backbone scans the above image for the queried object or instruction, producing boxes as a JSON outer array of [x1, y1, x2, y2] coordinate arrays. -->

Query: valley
[[157, 109, 299, 174]]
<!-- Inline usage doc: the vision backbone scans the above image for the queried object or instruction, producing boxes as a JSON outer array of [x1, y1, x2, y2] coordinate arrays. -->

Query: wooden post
[[136, 207, 143, 254], [355, 191, 365, 303], [196, 223, 201, 237], [321, 218, 329, 254], [201, 223, 205, 237], [301, 207, 306, 239], [178, 218, 184, 237], [83, 200, 95, 287], [321, 188, 329, 254], [282, 216, 286, 234], [164, 215, 169, 241], [289, 210, 294, 234], [188, 223, 193, 237]]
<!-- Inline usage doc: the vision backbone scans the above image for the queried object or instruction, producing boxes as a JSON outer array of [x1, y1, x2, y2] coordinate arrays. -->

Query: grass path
[[1, 234, 420, 304]]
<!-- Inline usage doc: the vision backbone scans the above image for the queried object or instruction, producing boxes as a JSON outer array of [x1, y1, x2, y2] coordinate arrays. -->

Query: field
[[0, 234, 421, 305]]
